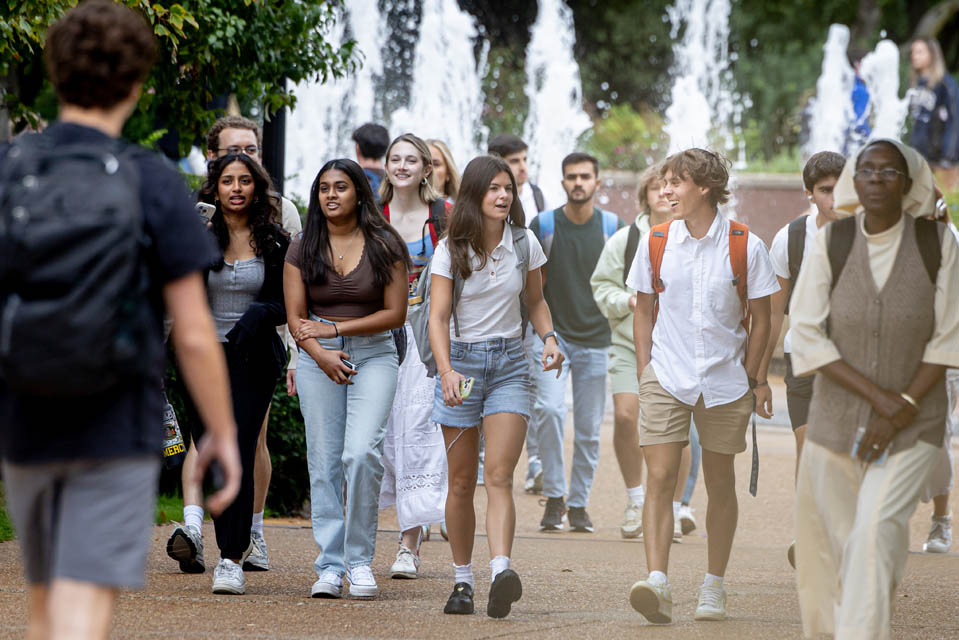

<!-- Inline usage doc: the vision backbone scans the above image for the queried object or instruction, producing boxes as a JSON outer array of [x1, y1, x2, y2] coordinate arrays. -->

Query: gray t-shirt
[[207, 257, 265, 341]]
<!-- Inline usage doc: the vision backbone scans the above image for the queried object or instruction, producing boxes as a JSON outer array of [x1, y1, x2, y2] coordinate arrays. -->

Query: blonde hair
[[427, 139, 461, 200], [636, 162, 664, 215], [910, 38, 946, 88], [379, 133, 442, 205]]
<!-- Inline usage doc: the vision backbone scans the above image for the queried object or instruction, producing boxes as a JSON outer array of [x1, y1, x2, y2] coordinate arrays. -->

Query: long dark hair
[[199, 153, 282, 261], [301, 158, 410, 288], [447, 155, 525, 279]]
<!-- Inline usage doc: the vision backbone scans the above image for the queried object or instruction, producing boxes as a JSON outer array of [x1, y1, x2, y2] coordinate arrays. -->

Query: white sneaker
[[212, 558, 245, 595], [695, 583, 727, 621], [244, 531, 270, 571], [678, 504, 697, 534], [621, 500, 643, 539], [672, 510, 683, 544], [166, 523, 205, 574], [629, 579, 672, 624], [524, 456, 543, 494], [347, 565, 378, 598], [390, 545, 420, 579], [311, 571, 343, 598], [923, 515, 953, 553]]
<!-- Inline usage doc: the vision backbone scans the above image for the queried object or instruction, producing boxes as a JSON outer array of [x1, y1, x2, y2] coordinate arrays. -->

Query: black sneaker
[[539, 496, 566, 531], [568, 506, 594, 533], [487, 569, 522, 618], [444, 582, 475, 614]]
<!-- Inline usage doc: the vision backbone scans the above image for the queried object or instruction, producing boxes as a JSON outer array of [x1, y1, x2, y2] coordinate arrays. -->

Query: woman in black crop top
[[284, 158, 409, 598]]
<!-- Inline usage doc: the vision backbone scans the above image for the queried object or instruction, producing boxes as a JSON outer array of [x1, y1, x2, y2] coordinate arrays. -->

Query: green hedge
[[0, 482, 14, 542], [162, 364, 309, 517]]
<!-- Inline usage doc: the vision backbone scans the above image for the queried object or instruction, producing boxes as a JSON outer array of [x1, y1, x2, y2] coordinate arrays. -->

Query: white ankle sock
[[626, 485, 645, 505], [648, 570, 668, 586], [251, 512, 264, 536], [672, 500, 682, 514], [183, 505, 204, 531], [703, 573, 724, 588], [454, 563, 474, 588], [490, 555, 510, 581]]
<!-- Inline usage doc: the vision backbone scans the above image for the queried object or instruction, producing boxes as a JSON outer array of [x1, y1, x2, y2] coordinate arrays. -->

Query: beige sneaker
[[695, 583, 727, 621], [629, 579, 672, 624], [621, 500, 643, 539]]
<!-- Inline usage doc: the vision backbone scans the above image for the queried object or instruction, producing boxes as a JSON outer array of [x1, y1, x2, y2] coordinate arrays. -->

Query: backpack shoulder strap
[[600, 209, 619, 241], [511, 224, 531, 337], [728, 220, 749, 314], [827, 217, 857, 292], [785, 215, 808, 314], [648, 220, 672, 294], [623, 223, 641, 285], [427, 199, 447, 247], [914, 217, 943, 286], [538, 208, 556, 257], [531, 183, 545, 212]]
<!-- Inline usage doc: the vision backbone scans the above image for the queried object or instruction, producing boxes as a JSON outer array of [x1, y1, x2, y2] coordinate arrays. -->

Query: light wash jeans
[[523, 328, 542, 478], [297, 324, 398, 577], [529, 333, 608, 508]]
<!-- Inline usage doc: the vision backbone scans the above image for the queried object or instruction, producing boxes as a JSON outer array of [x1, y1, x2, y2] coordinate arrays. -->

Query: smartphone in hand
[[459, 377, 475, 400]]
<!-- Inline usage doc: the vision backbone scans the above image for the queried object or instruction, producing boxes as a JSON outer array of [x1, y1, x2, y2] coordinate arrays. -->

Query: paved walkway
[[1, 379, 958, 638]]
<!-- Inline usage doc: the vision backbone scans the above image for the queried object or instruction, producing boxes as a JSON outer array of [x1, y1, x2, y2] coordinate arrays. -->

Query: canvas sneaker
[[243, 531, 269, 571], [568, 506, 595, 533], [621, 499, 643, 539], [390, 544, 420, 579], [672, 511, 683, 544], [166, 523, 205, 574], [695, 583, 727, 621], [347, 565, 378, 598], [539, 496, 567, 531], [678, 504, 697, 534], [212, 558, 245, 595], [629, 579, 672, 624], [311, 571, 343, 598], [923, 515, 953, 554]]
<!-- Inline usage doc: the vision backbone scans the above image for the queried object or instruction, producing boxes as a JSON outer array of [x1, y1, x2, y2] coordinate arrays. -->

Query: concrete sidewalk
[[1, 398, 957, 638]]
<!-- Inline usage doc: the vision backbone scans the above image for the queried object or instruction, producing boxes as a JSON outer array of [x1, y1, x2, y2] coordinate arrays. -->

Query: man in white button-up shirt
[[624, 149, 779, 624]]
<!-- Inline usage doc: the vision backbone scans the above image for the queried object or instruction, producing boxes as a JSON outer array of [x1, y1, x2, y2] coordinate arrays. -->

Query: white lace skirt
[[378, 323, 448, 530]]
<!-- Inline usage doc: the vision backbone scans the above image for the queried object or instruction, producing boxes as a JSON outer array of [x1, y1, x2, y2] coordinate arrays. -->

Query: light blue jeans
[[523, 328, 542, 478], [529, 333, 608, 508], [297, 323, 398, 577]]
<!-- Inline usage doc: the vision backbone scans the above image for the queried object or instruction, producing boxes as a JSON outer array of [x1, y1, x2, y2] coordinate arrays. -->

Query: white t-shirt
[[518, 183, 549, 226], [768, 212, 819, 354], [431, 226, 547, 341], [626, 213, 780, 407]]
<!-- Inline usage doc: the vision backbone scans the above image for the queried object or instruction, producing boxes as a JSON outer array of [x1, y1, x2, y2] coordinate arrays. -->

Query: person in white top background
[[625, 148, 778, 624], [757, 150, 845, 568], [428, 155, 562, 619]]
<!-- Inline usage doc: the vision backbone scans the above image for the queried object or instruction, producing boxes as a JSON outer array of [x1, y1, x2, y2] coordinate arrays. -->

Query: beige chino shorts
[[639, 363, 752, 454]]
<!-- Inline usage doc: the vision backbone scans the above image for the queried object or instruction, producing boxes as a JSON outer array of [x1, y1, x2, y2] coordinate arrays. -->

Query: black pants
[[183, 342, 279, 558]]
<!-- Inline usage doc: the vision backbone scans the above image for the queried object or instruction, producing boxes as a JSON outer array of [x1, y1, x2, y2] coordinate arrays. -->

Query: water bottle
[[162, 392, 186, 468]]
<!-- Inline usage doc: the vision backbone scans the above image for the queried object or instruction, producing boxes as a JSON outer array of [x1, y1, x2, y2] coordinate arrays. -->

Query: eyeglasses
[[218, 145, 259, 156], [853, 168, 907, 182]]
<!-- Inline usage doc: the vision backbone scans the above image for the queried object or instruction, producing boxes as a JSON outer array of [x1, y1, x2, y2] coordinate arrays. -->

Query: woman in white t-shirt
[[429, 155, 563, 618]]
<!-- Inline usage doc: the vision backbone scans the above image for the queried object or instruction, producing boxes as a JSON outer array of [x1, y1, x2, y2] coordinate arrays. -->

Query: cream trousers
[[795, 438, 939, 640]]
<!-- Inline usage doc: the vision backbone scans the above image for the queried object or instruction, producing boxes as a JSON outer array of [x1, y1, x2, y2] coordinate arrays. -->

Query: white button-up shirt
[[432, 226, 547, 342], [626, 213, 780, 407]]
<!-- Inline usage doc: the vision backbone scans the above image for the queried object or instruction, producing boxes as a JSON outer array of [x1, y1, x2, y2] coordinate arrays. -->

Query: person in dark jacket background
[[909, 37, 959, 167]]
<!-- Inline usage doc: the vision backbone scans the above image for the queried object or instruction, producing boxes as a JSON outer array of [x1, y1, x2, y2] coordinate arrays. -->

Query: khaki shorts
[[608, 343, 639, 396], [639, 364, 753, 454]]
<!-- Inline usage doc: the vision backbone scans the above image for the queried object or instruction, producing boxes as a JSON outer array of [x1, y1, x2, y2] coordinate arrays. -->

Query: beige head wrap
[[832, 138, 937, 218]]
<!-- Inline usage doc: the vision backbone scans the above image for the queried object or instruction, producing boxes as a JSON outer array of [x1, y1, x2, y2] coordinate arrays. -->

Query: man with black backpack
[[0, 3, 240, 638], [757, 150, 844, 568]]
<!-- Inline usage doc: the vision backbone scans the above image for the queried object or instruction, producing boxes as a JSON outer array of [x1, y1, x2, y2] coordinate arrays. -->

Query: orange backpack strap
[[648, 220, 672, 324], [728, 220, 750, 330]]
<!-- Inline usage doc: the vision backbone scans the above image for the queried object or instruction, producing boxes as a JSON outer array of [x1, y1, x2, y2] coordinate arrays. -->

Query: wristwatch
[[542, 331, 557, 344]]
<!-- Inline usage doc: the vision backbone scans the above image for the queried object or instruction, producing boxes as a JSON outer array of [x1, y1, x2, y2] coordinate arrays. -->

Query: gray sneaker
[[539, 497, 566, 531], [568, 506, 594, 533], [212, 558, 245, 595], [166, 524, 205, 574], [244, 531, 270, 571]]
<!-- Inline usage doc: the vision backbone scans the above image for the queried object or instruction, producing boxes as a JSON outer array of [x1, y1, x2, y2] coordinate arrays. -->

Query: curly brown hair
[[206, 115, 262, 155], [44, 0, 157, 109], [660, 148, 731, 208]]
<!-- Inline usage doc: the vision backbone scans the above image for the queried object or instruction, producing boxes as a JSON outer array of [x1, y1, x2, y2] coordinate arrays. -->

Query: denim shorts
[[432, 337, 531, 428]]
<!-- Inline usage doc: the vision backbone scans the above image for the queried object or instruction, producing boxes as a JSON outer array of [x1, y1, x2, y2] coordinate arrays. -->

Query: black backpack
[[0, 134, 156, 396], [785, 215, 808, 314]]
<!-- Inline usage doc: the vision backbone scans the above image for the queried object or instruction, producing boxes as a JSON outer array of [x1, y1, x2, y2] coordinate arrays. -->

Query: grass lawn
[[0, 482, 14, 542]]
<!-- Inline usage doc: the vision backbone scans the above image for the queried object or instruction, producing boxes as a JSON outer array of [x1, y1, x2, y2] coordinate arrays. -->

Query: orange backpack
[[648, 219, 751, 331]]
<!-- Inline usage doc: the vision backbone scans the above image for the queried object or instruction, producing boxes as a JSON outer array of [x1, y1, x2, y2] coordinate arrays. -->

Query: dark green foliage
[[263, 379, 310, 517], [0, 482, 14, 542]]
